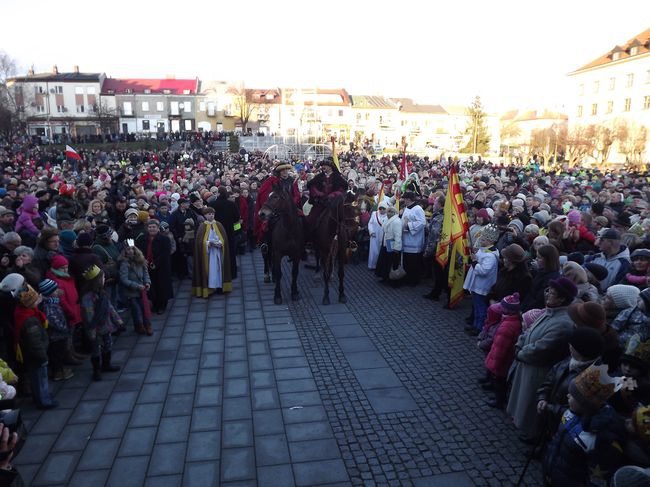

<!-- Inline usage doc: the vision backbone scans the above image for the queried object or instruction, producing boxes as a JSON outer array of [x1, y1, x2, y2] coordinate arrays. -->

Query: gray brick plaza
[[14, 252, 541, 486]]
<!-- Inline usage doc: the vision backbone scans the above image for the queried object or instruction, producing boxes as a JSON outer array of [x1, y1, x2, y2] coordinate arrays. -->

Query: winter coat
[[15, 195, 40, 237], [46, 269, 81, 326], [611, 306, 650, 347], [521, 269, 560, 312], [487, 263, 532, 302], [543, 406, 626, 487], [382, 215, 402, 252], [423, 209, 443, 257], [464, 247, 499, 296], [119, 260, 151, 298], [92, 241, 121, 283], [536, 356, 596, 434], [80, 291, 122, 336], [41, 297, 69, 342], [17, 315, 48, 372], [136, 234, 174, 304], [55, 194, 83, 225], [584, 245, 631, 290], [506, 306, 573, 438], [485, 313, 522, 378]]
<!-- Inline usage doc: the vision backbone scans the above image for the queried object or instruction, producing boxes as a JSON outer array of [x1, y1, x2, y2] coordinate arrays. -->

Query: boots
[[486, 378, 507, 409], [477, 371, 492, 385], [91, 357, 102, 381], [101, 352, 120, 373], [134, 325, 146, 335], [53, 368, 74, 381], [145, 324, 153, 336]]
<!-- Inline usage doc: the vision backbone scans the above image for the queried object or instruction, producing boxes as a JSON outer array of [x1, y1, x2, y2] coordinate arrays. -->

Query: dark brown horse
[[309, 194, 359, 305], [258, 189, 304, 304]]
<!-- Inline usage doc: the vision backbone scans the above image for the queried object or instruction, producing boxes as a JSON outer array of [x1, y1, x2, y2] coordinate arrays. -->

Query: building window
[[75, 87, 83, 95], [577, 105, 583, 117], [184, 102, 191, 113], [624, 98, 631, 112], [613, 52, 622, 61], [142, 102, 149, 111], [35, 86, 44, 94], [142, 120, 150, 130], [57, 105, 65, 113], [76, 105, 85, 113], [356, 112, 361, 121], [207, 103, 216, 116], [184, 119, 192, 130], [123, 101, 132, 116], [607, 100, 614, 113], [87, 87, 96, 95], [593, 81, 600, 93], [338, 110, 344, 117], [644, 96, 650, 110], [609, 77, 616, 90], [55, 86, 63, 94], [630, 46, 639, 56], [578, 84, 584, 95], [627, 73, 634, 88], [144, 89, 151, 94], [156, 101, 164, 111], [89, 104, 96, 112], [591, 103, 598, 116], [36, 105, 45, 113], [199, 102, 206, 112]]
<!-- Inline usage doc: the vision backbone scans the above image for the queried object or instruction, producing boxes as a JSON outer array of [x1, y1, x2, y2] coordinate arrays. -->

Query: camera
[[0, 402, 25, 459]]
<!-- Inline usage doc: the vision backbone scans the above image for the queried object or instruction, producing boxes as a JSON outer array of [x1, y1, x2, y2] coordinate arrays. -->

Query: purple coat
[[15, 195, 40, 236]]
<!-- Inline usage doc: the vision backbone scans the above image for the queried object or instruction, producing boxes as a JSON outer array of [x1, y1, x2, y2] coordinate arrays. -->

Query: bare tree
[[231, 86, 256, 134], [564, 125, 597, 167], [594, 125, 615, 163], [616, 119, 648, 166], [0, 50, 23, 137], [95, 99, 118, 135], [529, 126, 564, 166]]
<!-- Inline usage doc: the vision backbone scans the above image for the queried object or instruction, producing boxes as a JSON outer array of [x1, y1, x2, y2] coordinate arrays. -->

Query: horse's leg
[[338, 246, 347, 303], [263, 247, 271, 283], [322, 248, 331, 305], [273, 254, 282, 305], [291, 256, 299, 300]]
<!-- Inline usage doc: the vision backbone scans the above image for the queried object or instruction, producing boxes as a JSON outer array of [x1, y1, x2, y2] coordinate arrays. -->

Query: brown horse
[[308, 194, 359, 305], [258, 188, 305, 304]]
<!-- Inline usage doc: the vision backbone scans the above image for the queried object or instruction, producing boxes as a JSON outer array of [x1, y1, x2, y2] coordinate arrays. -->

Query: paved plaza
[[14, 252, 541, 486]]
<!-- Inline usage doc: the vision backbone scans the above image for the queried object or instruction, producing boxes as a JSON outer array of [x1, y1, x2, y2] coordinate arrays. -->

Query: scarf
[[13, 305, 48, 363], [51, 268, 70, 278], [569, 357, 596, 372]]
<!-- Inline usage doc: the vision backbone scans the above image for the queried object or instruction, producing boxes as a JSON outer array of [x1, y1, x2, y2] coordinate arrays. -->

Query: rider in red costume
[[306, 157, 348, 228], [254, 161, 301, 251]]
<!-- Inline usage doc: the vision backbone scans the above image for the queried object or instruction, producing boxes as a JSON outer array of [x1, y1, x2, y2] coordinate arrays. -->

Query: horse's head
[[259, 189, 291, 220]]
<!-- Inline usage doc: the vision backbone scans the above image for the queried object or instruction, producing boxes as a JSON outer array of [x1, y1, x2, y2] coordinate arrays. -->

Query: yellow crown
[[572, 364, 635, 409], [82, 265, 101, 281]]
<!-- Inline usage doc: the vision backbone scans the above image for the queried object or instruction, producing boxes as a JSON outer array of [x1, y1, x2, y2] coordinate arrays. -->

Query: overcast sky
[[2, 0, 649, 112]]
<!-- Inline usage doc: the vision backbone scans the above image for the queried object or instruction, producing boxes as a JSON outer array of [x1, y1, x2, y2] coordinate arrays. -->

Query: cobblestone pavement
[[13, 251, 541, 486]]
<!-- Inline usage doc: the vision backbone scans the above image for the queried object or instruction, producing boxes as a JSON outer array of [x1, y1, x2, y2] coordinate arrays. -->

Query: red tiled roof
[[245, 88, 282, 104], [572, 27, 650, 73], [101, 78, 198, 94]]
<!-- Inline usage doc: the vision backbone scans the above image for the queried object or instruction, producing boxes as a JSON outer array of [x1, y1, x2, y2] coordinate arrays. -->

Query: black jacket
[[521, 269, 560, 312]]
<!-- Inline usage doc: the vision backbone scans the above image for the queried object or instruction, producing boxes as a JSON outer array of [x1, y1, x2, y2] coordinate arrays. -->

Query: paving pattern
[[13, 251, 541, 486]]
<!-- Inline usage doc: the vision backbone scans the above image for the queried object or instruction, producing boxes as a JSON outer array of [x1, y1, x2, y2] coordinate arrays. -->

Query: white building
[[7, 65, 110, 140], [567, 27, 650, 163]]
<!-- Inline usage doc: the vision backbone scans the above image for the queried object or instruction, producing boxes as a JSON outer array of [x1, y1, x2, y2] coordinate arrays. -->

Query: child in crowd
[[38, 279, 73, 381], [180, 218, 196, 276], [608, 285, 650, 347], [622, 249, 650, 290], [118, 241, 152, 336]]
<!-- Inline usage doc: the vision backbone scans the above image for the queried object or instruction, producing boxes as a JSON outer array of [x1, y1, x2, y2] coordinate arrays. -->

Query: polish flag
[[65, 145, 81, 160]]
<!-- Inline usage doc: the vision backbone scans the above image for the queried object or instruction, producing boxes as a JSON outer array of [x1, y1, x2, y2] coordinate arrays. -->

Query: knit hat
[[59, 229, 77, 245], [548, 276, 578, 301], [125, 208, 139, 219], [594, 216, 610, 227], [16, 284, 39, 308], [184, 218, 195, 227], [38, 279, 58, 297], [480, 224, 499, 244], [567, 210, 581, 225], [606, 284, 640, 309], [50, 254, 69, 269], [76, 232, 93, 248], [584, 263, 608, 282], [568, 301, 607, 331], [476, 208, 490, 221], [147, 218, 160, 227], [500, 293, 521, 314], [0, 273, 25, 295], [502, 244, 526, 263], [524, 224, 539, 235], [631, 248, 650, 260], [620, 335, 650, 373], [522, 308, 545, 329], [569, 327, 604, 360], [562, 261, 588, 285], [532, 210, 550, 226], [508, 219, 524, 234]]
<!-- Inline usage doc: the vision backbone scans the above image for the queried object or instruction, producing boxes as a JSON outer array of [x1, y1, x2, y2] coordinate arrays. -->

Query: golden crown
[[82, 265, 101, 281]]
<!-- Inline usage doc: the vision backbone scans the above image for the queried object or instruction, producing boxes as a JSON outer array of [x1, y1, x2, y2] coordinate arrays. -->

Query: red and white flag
[[65, 145, 81, 160]]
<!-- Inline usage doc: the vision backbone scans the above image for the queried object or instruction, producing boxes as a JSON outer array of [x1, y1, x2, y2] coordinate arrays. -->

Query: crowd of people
[[0, 134, 649, 485]]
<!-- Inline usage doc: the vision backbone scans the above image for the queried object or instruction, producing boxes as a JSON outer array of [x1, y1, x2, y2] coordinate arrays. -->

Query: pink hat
[[50, 254, 69, 269], [522, 308, 545, 329], [567, 210, 581, 225]]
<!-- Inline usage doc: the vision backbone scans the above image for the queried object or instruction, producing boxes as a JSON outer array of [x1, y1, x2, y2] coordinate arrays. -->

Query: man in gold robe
[[192, 207, 232, 297]]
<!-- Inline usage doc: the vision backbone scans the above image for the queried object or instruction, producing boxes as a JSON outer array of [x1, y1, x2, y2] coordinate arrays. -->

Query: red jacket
[[46, 270, 81, 327], [485, 314, 522, 378], [253, 175, 301, 240], [238, 196, 249, 232]]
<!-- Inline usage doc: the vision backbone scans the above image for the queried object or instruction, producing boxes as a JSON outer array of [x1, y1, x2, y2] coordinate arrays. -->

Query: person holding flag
[[65, 145, 81, 172], [435, 164, 471, 309]]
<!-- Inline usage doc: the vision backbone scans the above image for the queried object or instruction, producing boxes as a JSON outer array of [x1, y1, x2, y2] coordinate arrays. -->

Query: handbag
[[389, 253, 406, 280]]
